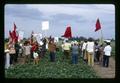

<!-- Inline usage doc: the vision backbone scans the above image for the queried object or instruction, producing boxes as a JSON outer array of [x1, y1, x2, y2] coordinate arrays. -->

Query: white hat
[[105, 40, 111, 43]]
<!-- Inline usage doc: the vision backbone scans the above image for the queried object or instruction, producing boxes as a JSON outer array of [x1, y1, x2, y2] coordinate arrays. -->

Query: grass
[[5, 50, 99, 78]]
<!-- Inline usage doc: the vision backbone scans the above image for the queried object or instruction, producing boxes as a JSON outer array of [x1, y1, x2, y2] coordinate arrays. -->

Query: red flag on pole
[[62, 26, 72, 38], [12, 23, 18, 43], [95, 18, 101, 32]]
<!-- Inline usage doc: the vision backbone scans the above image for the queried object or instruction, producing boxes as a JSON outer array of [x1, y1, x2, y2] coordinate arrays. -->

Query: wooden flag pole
[[100, 27, 104, 45]]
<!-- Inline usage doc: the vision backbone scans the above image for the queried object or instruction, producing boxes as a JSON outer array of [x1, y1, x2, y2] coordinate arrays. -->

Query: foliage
[[5, 50, 99, 78]]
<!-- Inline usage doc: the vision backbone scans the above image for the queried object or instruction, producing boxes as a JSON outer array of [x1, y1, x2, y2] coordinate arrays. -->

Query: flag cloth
[[12, 23, 18, 43], [62, 26, 72, 38], [95, 18, 101, 32], [9, 30, 14, 43]]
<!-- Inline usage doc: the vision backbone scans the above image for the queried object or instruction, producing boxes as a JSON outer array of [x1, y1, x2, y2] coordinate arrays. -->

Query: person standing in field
[[86, 38, 95, 66], [48, 38, 56, 62], [94, 41, 100, 64], [103, 41, 112, 67], [5, 42, 10, 69], [41, 38, 47, 58], [71, 42, 79, 64], [33, 49, 39, 64], [78, 41, 82, 58], [99, 44, 104, 65], [82, 40, 88, 63], [15, 41, 20, 63], [23, 41, 31, 64], [9, 43, 16, 66], [19, 43, 23, 57], [62, 40, 71, 59]]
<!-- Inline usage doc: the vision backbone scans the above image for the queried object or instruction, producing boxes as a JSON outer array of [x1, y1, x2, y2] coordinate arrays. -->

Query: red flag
[[62, 26, 72, 38], [9, 30, 14, 43], [12, 23, 18, 43], [9, 30, 13, 38], [95, 18, 101, 32]]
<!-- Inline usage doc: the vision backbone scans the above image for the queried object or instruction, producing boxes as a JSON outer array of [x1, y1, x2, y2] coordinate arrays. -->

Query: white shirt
[[86, 42, 94, 52], [82, 42, 87, 51], [33, 52, 39, 59], [104, 45, 112, 56], [63, 43, 71, 50]]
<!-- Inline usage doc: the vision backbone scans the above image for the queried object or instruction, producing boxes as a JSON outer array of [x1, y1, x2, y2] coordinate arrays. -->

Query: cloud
[[5, 4, 43, 20], [26, 4, 114, 20], [5, 4, 115, 39]]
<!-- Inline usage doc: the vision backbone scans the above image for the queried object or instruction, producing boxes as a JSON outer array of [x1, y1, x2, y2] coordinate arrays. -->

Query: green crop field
[[5, 50, 99, 78]]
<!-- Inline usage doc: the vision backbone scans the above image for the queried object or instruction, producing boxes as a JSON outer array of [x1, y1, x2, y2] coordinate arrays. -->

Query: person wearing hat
[[103, 41, 112, 67]]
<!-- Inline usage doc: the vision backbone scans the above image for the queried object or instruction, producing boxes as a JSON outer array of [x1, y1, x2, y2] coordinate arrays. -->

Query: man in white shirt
[[103, 41, 112, 67], [82, 40, 87, 62], [86, 38, 95, 66]]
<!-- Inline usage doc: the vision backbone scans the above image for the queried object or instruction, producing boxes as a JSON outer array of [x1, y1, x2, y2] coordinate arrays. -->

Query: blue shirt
[[71, 45, 79, 54]]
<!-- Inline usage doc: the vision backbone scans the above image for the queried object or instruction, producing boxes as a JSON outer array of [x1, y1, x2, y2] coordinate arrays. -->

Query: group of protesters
[[61, 38, 112, 67], [4, 36, 57, 69], [4, 36, 112, 69]]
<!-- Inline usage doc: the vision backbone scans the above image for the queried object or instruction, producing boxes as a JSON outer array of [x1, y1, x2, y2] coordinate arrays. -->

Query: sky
[[5, 4, 115, 39]]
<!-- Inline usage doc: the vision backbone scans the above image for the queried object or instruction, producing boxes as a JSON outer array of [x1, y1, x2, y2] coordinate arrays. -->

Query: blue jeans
[[103, 55, 110, 67], [49, 52, 55, 62], [72, 53, 78, 64]]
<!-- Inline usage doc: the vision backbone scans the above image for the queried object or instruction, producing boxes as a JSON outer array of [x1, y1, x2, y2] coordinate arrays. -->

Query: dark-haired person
[[82, 40, 87, 62], [41, 38, 47, 58], [48, 39, 56, 62], [71, 43, 79, 64], [94, 41, 100, 64], [62, 40, 71, 59], [23, 41, 31, 64], [99, 44, 104, 65], [9, 43, 16, 66], [103, 41, 112, 67], [86, 38, 95, 66], [15, 41, 20, 63]]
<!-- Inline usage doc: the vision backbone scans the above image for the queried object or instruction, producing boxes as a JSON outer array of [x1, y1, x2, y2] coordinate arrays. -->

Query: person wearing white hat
[[103, 41, 112, 67]]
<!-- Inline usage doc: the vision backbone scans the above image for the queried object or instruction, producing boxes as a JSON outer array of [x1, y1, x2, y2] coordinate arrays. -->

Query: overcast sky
[[5, 4, 115, 39]]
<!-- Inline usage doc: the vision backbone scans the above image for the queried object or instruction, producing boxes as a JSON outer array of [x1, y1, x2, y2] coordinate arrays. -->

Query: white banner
[[18, 31, 24, 42], [42, 21, 49, 30]]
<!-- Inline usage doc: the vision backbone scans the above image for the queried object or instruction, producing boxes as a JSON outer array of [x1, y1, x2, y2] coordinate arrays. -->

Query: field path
[[93, 57, 115, 78]]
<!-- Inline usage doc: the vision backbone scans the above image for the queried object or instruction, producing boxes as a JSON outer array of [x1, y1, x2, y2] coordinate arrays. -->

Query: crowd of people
[[4, 36, 112, 69], [60, 38, 112, 67]]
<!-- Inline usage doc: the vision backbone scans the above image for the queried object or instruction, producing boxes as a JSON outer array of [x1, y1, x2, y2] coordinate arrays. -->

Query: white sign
[[36, 33, 42, 44], [54, 37, 59, 42], [42, 21, 49, 30], [32, 33, 43, 44], [18, 31, 24, 42]]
